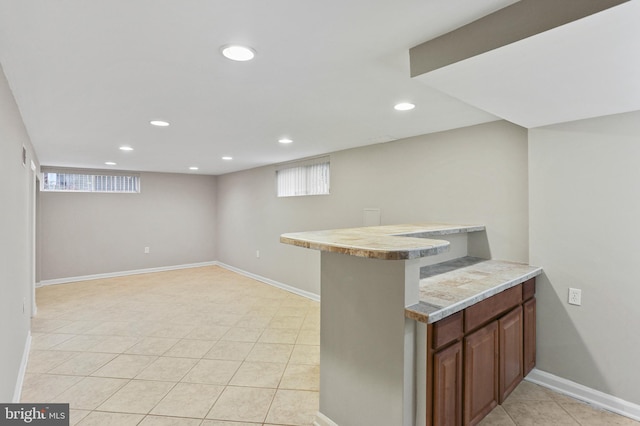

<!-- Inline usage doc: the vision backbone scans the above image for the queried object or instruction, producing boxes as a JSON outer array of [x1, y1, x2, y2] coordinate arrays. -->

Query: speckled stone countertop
[[280, 223, 485, 260], [406, 257, 543, 324]]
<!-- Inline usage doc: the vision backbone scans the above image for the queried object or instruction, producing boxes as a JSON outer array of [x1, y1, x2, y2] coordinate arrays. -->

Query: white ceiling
[[416, 0, 640, 129], [1, 1, 636, 175]]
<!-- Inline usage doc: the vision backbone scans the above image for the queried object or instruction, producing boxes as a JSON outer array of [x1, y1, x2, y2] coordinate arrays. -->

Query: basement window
[[276, 156, 330, 197], [41, 167, 140, 193]]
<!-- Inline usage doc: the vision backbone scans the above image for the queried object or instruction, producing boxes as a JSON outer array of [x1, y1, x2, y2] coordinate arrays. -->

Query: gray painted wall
[[216, 120, 529, 296], [38, 172, 217, 281], [0, 63, 39, 401], [530, 110, 640, 405]]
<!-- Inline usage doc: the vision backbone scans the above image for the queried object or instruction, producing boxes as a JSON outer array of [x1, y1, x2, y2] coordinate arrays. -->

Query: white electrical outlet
[[144, 247, 150, 254], [568, 288, 582, 306], [256, 250, 260, 258]]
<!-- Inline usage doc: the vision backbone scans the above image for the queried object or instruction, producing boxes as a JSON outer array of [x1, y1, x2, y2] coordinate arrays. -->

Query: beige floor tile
[[69, 409, 91, 426], [505, 380, 555, 401], [181, 359, 241, 385], [301, 314, 320, 330], [91, 354, 157, 379], [27, 350, 79, 373], [185, 325, 231, 341], [31, 333, 75, 350], [246, 343, 293, 363], [52, 335, 106, 352], [163, 339, 215, 358], [52, 376, 128, 410], [268, 316, 304, 329], [296, 329, 320, 345], [20, 373, 83, 402], [235, 315, 273, 329], [478, 406, 516, 425], [204, 341, 255, 361], [97, 380, 175, 414], [220, 327, 264, 343], [139, 415, 202, 426], [201, 421, 261, 426], [54, 320, 103, 334], [280, 364, 319, 391], [135, 357, 198, 382], [88, 336, 140, 354], [124, 337, 179, 356], [502, 400, 579, 425], [76, 411, 144, 426], [259, 328, 299, 344], [49, 352, 117, 376], [229, 361, 286, 388], [265, 389, 319, 426], [150, 382, 224, 418], [289, 345, 320, 365], [148, 323, 196, 339], [83, 321, 130, 336], [276, 307, 309, 317], [31, 318, 74, 333], [206, 386, 276, 423], [559, 401, 640, 425]]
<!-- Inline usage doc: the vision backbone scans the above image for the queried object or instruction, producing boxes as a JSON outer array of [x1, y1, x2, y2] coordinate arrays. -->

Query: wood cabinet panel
[[499, 306, 523, 403], [433, 341, 463, 426], [523, 298, 536, 376], [465, 286, 522, 333], [433, 311, 464, 350], [464, 322, 499, 426], [522, 278, 536, 301]]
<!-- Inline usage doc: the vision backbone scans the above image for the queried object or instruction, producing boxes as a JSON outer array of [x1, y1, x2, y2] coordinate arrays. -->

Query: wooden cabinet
[[433, 341, 463, 426], [498, 306, 523, 403], [425, 279, 536, 426], [464, 322, 499, 425]]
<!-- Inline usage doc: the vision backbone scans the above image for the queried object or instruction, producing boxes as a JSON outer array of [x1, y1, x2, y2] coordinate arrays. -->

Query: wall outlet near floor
[[144, 246, 150, 254], [568, 288, 582, 306], [256, 250, 260, 258]]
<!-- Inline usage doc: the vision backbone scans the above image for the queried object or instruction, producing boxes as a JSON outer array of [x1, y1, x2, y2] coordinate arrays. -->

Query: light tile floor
[[23, 266, 638, 426]]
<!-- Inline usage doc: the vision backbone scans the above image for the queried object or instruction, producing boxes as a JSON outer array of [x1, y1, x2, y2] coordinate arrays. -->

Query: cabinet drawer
[[522, 278, 536, 301], [465, 285, 522, 333], [432, 311, 463, 350]]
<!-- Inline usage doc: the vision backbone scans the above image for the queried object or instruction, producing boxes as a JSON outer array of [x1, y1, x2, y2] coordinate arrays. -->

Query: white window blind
[[276, 156, 330, 197], [41, 167, 140, 193]]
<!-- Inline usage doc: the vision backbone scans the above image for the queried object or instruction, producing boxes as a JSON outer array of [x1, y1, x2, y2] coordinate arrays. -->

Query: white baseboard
[[216, 262, 320, 302], [526, 368, 640, 422], [314, 412, 338, 426], [13, 331, 31, 403], [36, 261, 218, 287]]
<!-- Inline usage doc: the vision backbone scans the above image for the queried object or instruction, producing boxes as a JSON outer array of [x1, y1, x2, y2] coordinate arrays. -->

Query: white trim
[[526, 368, 640, 421], [314, 412, 338, 426], [13, 332, 31, 403], [36, 261, 218, 287], [216, 262, 320, 302]]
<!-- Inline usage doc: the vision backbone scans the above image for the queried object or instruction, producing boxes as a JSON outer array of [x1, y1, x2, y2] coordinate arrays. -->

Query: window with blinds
[[276, 156, 330, 197], [41, 168, 140, 193]]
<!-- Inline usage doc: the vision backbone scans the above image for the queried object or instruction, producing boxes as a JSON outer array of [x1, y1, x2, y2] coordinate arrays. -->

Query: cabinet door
[[499, 306, 523, 403], [464, 322, 498, 426], [523, 298, 536, 376], [433, 341, 463, 426]]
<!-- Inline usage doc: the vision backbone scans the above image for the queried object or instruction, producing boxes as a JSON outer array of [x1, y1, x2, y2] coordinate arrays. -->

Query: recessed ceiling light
[[189, 166, 199, 170], [222, 156, 233, 161], [105, 162, 117, 166], [150, 120, 170, 127], [394, 102, 415, 111], [221, 45, 255, 62], [278, 138, 293, 144], [119, 146, 134, 151]]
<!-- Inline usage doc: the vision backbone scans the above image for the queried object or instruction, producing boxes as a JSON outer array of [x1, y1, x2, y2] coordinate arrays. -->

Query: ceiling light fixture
[[105, 162, 117, 166], [394, 102, 415, 111], [150, 120, 170, 127], [119, 146, 134, 151], [278, 138, 293, 144], [222, 156, 233, 161], [189, 166, 199, 170], [221, 45, 255, 62]]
